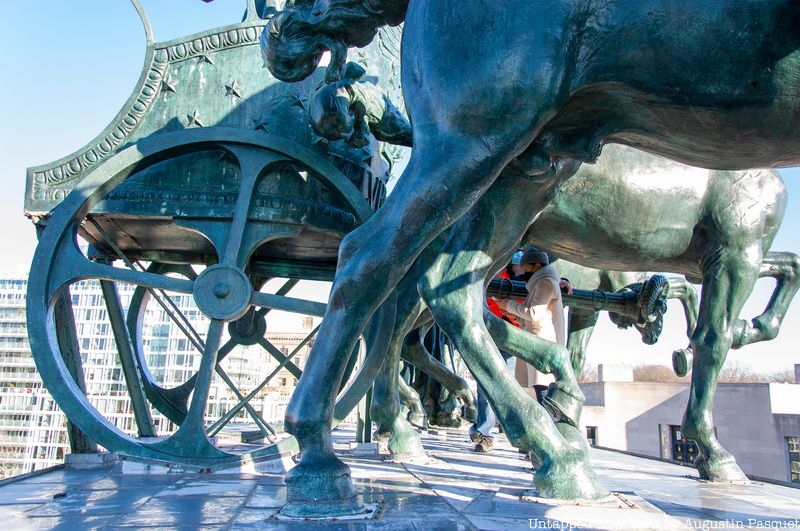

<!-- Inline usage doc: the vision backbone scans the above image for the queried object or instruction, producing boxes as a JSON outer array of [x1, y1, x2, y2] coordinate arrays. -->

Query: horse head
[[263, 0, 408, 82], [262, 8, 342, 82]]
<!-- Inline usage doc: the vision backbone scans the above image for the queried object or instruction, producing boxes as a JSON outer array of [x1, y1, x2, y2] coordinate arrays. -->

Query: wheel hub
[[193, 265, 252, 321], [228, 310, 267, 346]]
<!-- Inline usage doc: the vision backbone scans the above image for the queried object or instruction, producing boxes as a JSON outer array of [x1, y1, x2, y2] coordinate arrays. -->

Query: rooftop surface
[[0, 426, 798, 530]]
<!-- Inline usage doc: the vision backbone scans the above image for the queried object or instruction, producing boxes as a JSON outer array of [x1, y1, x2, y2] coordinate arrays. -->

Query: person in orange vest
[[495, 247, 567, 391]]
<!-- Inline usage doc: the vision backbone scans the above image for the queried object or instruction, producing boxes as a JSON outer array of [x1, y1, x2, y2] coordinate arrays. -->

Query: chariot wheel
[[27, 127, 393, 466], [124, 262, 362, 445]]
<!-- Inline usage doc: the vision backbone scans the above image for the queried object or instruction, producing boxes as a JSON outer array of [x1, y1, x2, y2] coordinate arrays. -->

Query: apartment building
[[0, 276, 315, 477]]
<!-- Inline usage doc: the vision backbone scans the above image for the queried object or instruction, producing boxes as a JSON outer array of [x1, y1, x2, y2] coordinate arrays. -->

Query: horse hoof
[[543, 383, 584, 427], [282, 455, 362, 517], [386, 443, 427, 460], [387, 419, 425, 458], [534, 452, 608, 500], [407, 412, 427, 429], [697, 454, 749, 482], [372, 426, 392, 441], [672, 348, 693, 377], [434, 413, 462, 427]]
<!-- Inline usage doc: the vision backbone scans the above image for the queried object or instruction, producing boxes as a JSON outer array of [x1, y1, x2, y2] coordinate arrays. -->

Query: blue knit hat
[[520, 246, 549, 266], [511, 251, 523, 265]]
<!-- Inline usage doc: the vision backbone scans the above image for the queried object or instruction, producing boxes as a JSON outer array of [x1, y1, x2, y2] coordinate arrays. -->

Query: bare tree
[[584, 362, 794, 384], [718, 362, 767, 383], [633, 364, 689, 383], [766, 369, 796, 384]]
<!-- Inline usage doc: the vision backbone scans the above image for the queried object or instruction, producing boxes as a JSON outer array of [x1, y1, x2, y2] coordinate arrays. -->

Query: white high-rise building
[[0, 276, 315, 478]]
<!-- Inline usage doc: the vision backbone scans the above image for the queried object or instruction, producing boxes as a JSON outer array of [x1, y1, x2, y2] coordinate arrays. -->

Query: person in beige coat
[[494, 247, 565, 388]]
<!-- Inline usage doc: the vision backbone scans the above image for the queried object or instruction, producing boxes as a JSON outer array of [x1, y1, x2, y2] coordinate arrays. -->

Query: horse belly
[[554, 0, 800, 169], [526, 146, 709, 276]]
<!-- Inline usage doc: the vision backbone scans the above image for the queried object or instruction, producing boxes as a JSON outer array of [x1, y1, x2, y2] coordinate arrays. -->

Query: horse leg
[[398, 373, 427, 428], [283, 0, 578, 508], [282, 134, 528, 514], [369, 271, 429, 458], [369, 332, 425, 458], [663, 277, 700, 376], [415, 321, 438, 420], [401, 326, 478, 422], [682, 246, 760, 482], [485, 310, 586, 427], [422, 253, 605, 499], [416, 166, 603, 498], [732, 251, 800, 348], [566, 308, 599, 376]]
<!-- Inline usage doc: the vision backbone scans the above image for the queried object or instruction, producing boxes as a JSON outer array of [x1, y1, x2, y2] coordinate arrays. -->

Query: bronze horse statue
[[264, 0, 800, 515], [383, 263, 696, 435], [367, 144, 795, 467], [301, 56, 796, 491]]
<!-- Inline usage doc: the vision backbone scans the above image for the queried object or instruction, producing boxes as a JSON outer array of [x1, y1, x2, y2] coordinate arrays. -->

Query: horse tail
[[759, 169, 787, 253]]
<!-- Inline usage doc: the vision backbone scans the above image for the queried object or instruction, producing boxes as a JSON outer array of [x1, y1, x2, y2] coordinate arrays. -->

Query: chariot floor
[[1, 426, 798, 530]]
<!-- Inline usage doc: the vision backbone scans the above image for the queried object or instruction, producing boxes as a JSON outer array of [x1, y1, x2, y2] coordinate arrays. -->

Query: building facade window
[[787, 436, 800, 484], [585, 426, 597, 447], [0, 276, 320, 478]]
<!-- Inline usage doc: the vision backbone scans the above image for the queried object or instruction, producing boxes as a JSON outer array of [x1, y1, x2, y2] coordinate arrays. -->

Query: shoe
[[468, 425, 481, 443], [474, 435, 494, 453]]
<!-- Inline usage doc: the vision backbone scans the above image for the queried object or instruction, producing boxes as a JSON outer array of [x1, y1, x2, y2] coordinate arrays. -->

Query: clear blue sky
[[1, 1, 798, 373]]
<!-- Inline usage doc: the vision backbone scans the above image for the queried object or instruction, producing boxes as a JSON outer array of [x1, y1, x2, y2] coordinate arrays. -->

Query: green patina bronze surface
[[23, 0, 800, 519], [23, 0, 402, 483], [265, 0, 800, 514]]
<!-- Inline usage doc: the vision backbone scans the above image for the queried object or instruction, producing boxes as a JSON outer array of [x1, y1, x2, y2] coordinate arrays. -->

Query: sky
[[1, 1, 799, 374]]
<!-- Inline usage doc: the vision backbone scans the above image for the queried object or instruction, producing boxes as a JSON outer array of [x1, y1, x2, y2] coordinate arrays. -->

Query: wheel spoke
[[100, 280, 155, 437], [135, 339, 235, 428], [88, 225, 206, 352], [220, 148, 287, 267], [250, 290, 326, 316], [49, 247, 193, 303], [257, 336, 303, 380], [182, 319, 224, 432], [153, 319, 226, 457], [256, 278, 300, 318]]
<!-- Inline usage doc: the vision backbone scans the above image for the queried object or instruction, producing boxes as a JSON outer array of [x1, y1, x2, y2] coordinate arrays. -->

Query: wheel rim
[[27, 128, 391, 465]]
